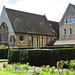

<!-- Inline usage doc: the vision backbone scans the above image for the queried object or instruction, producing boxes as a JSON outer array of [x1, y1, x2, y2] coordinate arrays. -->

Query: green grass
[[0, 59, 8, 61], [0, 71, 17, 75]]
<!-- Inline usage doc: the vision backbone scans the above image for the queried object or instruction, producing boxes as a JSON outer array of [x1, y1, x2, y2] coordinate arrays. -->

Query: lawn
[[0, 59, 8, 61], [0, 71, 17, 75]]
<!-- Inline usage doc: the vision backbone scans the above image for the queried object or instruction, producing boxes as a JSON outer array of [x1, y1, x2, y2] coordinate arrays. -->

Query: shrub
[[8, 48, 75, 66]]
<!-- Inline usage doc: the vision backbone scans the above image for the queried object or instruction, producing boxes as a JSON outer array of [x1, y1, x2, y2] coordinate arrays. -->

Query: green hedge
[[0, 49, 8, 59], [0, 45, 8, 59], [8, 48, 75, 66], [40, 45, 74, 49]]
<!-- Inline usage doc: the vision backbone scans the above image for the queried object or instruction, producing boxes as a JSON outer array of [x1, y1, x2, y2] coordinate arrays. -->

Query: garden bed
[[0, 60, 75, 75]]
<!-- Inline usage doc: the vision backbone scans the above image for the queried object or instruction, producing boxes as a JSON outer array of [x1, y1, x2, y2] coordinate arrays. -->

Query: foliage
[[0, 61, 75, 75], [0, 44, 8, 49]]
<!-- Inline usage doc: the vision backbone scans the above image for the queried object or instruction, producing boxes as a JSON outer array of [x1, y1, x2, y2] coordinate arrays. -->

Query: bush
[[0, 45, 8, 59], [0, 49, 8, 59], [8, 48, 75, 66], [8, 49, 28, 64]]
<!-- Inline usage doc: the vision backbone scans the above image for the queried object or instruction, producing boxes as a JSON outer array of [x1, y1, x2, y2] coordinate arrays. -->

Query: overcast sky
[[0, 0, 75, 22]]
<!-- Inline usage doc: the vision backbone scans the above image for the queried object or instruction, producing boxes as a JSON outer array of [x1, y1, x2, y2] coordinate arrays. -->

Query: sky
[[0, 0, 75, 22]]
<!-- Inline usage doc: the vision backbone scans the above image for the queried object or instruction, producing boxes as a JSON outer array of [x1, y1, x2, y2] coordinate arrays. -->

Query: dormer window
[[66, 18, 68, 24], [69, 17, 71, 24]]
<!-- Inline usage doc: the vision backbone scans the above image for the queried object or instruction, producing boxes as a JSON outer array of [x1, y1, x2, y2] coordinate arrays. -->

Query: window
[[37, 37, 38, 47], [31, 36, 33, 46], [74, 17, 75, 23], [64, 29, 66, 35], [66, 18, 68, 23], [20, 36, 24, 41], [42, 37, 43, 46], [3, 23, 6, 30], [70, 28, 72, 35], [69, 17, 71, 23], [46, 37, 48, 43], [51, 38, 52, 41]]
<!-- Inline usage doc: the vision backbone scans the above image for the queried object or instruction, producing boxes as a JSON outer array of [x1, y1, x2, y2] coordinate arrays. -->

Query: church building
[[0, 6, 57, 48]]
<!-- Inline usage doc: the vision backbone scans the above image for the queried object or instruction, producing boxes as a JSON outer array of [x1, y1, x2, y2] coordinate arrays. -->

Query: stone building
[[59, 3, 75, 40], [0, 6, 56, 48]]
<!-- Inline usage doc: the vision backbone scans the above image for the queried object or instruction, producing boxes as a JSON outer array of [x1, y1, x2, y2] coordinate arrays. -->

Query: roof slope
[[5, 7, 54, 36], [49, 20, 59, 37], [70, 3, 75, 10]]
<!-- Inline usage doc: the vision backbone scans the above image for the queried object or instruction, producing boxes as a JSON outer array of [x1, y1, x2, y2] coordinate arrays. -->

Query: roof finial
[[3, 6, 5, 9]]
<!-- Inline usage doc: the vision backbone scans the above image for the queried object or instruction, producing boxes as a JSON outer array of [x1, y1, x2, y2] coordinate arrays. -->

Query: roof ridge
[[5, 7, 44, 17], [69, 3, 75, 6]]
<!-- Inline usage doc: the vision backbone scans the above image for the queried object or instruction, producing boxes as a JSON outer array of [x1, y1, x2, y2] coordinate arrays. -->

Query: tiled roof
[[48, 20, 59, 37], [5, 7, 55, 36]]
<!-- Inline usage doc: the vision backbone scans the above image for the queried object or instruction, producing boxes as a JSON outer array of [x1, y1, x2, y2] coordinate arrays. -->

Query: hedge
[[0, 45, 8, 59], [8, 48, 75, 66], [0, 49, 8, 59], [40, 45, 74, 49]]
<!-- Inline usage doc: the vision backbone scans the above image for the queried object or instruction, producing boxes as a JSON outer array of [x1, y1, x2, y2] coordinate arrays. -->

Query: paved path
[[0, 61, 8, 65]]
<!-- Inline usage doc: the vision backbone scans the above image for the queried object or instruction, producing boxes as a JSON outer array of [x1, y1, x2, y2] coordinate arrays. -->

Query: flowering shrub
[[57, 60, 64, 69], [1, 60, 75, 75]]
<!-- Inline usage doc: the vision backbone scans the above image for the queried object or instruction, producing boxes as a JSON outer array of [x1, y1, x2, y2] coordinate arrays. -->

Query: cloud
[[1, 0, 75, 21], [7, 0, 23, 4], [6, 0, 62, 21]]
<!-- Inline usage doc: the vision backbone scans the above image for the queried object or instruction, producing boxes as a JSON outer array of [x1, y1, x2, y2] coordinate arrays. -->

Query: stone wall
[[59, 4, 75, 40], [12, 33, 54, 48]]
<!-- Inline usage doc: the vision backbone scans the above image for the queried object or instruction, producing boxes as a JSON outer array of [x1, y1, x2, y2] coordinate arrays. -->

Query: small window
[[42, 37, 43, 47], [3, 23, 6, 29], [20, 36, 24, 41], [70, 28, 72, 35], [31, 36, 33, 46], [64, 29, 66, 35], [37, 37, 38, 47], [69, 17, 71, 23], [66, 18, 68, 23], [74, 17, 75, 23], [46, 37, 48, 43]]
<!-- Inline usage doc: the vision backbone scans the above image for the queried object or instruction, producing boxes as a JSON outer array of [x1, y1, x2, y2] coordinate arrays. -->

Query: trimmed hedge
[[8, 48, 75, 66], [40, 45, 74, 49], [0, 45, 8, 59], [0, 49, 8, 59]]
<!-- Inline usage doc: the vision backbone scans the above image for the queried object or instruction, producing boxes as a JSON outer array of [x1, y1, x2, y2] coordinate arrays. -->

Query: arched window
[[2, 23, 8, 31], [66, 18, 68, 23], [3, 23, 6, 29], [64, 29, 66, 35], [70, 28, 72, 35]]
